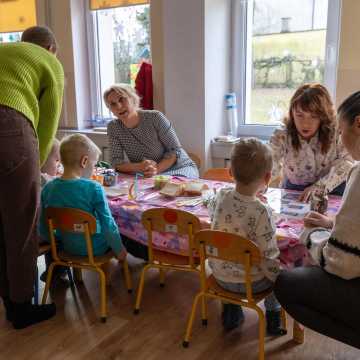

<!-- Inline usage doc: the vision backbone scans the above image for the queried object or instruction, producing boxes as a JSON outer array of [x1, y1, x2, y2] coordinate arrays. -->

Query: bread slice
[[183, 181, 209, 196], [159, 182, 184, 197]]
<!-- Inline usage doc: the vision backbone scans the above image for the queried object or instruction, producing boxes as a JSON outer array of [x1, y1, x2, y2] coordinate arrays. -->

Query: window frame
[[231, 0, 342, 139], [86, 2, 151, 123]]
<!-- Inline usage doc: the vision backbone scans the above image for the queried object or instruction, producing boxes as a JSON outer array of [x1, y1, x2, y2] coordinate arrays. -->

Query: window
[[232, 0, 341, 137], [0, 32, 21, 43], [87, 3, 150, 122]]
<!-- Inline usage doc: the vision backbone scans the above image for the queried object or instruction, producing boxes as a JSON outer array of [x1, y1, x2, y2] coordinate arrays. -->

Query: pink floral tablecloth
[[108, 175, 342, 269]]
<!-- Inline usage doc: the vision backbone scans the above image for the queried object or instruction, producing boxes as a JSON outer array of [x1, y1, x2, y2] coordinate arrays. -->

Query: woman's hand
[[303, 211, 333, 229], [141, 160, 158, 177], [299, 185, 316, 202]]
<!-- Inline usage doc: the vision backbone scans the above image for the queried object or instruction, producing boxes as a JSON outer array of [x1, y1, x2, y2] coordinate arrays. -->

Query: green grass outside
[[249, 30, 326, 124]]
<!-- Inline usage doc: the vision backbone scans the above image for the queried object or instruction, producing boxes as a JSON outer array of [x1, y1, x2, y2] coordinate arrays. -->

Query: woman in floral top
[[270, 83, 353, 201]]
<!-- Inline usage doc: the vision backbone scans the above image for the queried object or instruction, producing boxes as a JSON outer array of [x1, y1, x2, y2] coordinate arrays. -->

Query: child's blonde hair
[[60, 134, 101, 168], [231, 138, 273, 185], [103, 84, 141, 110]]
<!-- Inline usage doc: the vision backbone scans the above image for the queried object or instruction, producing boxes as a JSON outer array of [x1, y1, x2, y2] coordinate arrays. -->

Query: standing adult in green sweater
[[0, 26, 64, 329]]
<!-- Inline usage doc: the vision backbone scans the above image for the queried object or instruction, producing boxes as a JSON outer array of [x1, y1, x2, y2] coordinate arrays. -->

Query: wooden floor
[[0, 255, 359, 360]]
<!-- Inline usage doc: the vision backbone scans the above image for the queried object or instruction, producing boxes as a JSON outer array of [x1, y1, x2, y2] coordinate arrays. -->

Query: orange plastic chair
[[201, 168, 234, 182], [182, 230, 287, 360], [41, 207, 132, 322], [134, 208, 203, 315]]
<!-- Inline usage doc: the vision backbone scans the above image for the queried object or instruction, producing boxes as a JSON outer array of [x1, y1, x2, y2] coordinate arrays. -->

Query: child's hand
[[117, 248, 127, 261], [299, 185, 316, 202], [303, 211, 333, 229]]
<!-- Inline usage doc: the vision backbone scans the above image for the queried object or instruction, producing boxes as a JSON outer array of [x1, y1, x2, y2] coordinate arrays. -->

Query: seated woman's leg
[[274, 267, 360, 349]]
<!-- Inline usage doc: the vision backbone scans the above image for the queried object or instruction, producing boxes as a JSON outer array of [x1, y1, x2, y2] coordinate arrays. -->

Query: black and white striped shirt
[[107, 110, 199, 178]]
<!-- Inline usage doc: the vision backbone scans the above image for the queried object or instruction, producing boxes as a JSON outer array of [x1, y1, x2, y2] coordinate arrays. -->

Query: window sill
[[57, 128, 107, 136]]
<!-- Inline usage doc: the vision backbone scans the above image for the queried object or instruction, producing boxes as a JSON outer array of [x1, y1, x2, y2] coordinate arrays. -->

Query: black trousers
[[274, 266, 360, 349], [121, 235, 148, 261]]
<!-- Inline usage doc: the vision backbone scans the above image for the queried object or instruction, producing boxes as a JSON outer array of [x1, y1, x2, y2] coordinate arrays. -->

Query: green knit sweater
[[0, 42, 64, 165]]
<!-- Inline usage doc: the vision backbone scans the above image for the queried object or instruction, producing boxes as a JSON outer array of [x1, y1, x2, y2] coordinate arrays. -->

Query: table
[[107, 175, 342, 269]]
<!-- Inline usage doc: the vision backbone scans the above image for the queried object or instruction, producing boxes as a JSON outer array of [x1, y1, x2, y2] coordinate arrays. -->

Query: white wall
[[336, 0, 360, 106], [161, 0, 231, 171], [162, 0, 206, 168], [204, 0, 230, 168], [37, 0, 91, 129]]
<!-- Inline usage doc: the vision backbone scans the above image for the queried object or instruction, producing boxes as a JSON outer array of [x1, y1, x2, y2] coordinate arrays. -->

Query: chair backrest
[[46, 207, 97, 264], [202, 168, 234, 183], [188, 152, 201, 170], [194, 229, 261, 301], [141, 208, 202, 266]]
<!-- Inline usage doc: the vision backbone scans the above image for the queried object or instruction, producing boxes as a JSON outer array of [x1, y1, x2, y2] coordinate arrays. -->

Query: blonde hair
[[60, 134, 101, 168], [231, 138, 273, 185], [103, 84, 141, 110]]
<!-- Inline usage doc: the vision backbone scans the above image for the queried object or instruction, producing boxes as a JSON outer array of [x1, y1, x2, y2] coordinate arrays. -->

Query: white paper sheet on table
[[266, 189, 310, 219]]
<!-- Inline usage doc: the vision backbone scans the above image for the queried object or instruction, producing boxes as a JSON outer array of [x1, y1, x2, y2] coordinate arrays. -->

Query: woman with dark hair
[[0, 26, 64, 329], [270, 83, 353, 201], [274, 91, 360, 349]]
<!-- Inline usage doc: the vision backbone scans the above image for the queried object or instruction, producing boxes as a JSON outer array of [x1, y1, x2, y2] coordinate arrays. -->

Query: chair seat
[[38, 244, 51, 256], [58, 250, 114, 266], [153, 249, 200, 267], [206, 275, 273, 304]]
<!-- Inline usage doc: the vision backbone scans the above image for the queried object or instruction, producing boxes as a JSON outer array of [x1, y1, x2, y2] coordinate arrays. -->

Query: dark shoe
[[11, 301, 56, 330], [2, 297, 13, 322], [40, 267, 70, 286], [266, 310, 287, 336], [222, 303, 245, 331]]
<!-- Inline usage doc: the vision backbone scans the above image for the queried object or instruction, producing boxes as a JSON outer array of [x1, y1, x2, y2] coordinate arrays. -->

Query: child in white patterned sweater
[[208, 138, 286, 335]]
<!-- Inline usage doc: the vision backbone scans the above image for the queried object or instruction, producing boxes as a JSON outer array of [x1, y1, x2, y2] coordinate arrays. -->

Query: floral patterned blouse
[[269, 128, 353, 192]]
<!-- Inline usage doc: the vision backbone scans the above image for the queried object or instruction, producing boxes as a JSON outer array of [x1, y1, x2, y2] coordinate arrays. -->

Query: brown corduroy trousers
[[0, 105, 39, 302]]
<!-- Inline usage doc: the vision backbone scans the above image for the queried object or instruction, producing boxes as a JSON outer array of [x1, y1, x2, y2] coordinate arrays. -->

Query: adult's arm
[[152, 111, 181, 172], [269, 128, 286, 185], [314, 129, 353, 193], [107, 121, 145, 174], [37, 59, 64, 165]]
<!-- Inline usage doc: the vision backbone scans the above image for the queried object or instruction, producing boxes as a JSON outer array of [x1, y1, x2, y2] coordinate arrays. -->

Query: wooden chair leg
[[183, 292, 203, 348], [122, 259, 132, 293], [102, 262, 111, 286], [159, 267, 165, 287], [293, 320, 305, 344], [134, 264, 151, 314], [254, 306, 266, 360], [96, 267, 107, 323], [200, 295, 208, 326], [41, 263, 56, 305]]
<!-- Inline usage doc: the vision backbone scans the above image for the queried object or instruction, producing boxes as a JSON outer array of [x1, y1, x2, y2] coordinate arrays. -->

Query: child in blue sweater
[[39, 134, 126, 260]]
